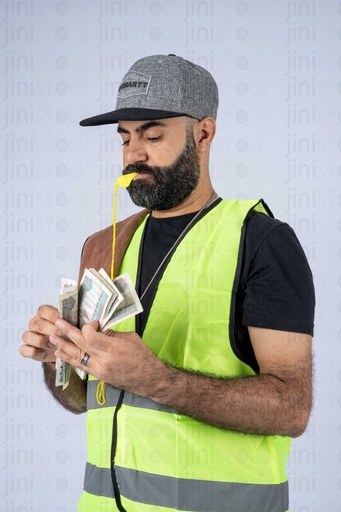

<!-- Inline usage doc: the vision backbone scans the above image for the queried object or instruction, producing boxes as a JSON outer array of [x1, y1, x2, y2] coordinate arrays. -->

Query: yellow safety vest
[[78, 200, 291, 512]]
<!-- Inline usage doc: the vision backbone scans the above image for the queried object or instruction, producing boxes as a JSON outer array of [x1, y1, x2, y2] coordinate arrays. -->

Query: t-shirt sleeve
[[241, 218, 315, 335]]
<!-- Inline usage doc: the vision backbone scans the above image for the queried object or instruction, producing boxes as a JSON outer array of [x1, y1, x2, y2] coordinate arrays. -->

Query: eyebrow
[[117, 120, 167, 135]]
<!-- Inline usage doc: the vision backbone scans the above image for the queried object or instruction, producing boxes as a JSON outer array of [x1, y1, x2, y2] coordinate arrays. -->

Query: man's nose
[[124, 139, 148, 165]]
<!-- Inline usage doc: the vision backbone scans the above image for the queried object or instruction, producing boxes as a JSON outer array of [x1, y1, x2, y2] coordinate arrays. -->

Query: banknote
[[103, 272, 143, 329], [56, 269, 143, 388], [97, 268, 124, 326], [79, 268, 125, 329], [78, 268, 113, 328], [56, 278, 78, 389]]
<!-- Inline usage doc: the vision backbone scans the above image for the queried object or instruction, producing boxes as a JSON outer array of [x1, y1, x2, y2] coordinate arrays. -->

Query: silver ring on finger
[[80, 352, 90, 367]]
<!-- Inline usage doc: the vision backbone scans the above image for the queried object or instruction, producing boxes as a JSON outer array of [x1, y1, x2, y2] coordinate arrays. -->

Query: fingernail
[[49, 335, 57, 345], [55, 320, 62, 328]]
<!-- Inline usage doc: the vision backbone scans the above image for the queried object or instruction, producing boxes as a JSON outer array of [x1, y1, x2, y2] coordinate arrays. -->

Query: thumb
[[82, 320, 100, 334]]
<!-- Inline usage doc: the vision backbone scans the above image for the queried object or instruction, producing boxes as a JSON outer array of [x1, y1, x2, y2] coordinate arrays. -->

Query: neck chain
[[140, 190, 219, 302]]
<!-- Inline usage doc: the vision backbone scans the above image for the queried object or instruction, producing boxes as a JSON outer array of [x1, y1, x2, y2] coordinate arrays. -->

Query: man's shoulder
[[79, 209, 150, 279], [87, 209, 150, 245], [243, 210, 302, 264], [246, 210, 286, 235]]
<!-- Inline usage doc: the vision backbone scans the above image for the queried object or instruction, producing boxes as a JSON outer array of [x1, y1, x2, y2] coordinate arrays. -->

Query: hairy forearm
[[152, 367, 312, 438], [42, 363, 87, 414]]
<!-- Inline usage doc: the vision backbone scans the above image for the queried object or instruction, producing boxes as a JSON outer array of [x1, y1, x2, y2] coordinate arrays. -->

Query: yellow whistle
[[115, 172, 138, 188]]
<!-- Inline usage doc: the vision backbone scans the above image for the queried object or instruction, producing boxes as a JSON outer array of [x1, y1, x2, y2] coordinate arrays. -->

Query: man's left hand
[[49, 319, 166, 397]]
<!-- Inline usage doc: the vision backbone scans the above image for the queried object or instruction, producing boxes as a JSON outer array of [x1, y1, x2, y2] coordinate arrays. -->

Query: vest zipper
[[111, 389, 127, 511]]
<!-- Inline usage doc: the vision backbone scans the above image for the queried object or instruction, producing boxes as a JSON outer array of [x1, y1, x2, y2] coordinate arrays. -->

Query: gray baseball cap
[[79, 54, 219, 126]]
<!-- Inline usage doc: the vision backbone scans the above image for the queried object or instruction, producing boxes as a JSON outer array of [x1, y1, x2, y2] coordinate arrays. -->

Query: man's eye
[[145, 136, 161, 143], [121, 140, 130, 146]]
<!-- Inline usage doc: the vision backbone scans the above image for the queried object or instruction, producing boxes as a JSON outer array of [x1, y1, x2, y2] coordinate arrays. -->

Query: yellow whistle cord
[[96, 380, 106, 406], [111, 172, 138, 280], [96, 172, 138, 406]]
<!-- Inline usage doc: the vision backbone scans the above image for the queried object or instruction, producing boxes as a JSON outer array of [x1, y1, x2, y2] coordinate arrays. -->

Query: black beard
[[122, 132, 200, 210]]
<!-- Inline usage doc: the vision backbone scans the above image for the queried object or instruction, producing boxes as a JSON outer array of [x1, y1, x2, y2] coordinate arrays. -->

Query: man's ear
[[195, 117, 216, 153]]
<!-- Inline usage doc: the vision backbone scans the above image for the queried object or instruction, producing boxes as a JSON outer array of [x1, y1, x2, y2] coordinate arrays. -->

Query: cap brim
[[79, 108, 185, 126]]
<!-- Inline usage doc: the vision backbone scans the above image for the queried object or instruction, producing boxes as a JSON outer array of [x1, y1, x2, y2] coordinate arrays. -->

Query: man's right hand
[[20, 305, 61, 363]]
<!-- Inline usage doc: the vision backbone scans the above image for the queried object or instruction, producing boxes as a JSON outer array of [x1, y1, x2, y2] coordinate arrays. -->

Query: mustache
[[123, 163, 156, 176]]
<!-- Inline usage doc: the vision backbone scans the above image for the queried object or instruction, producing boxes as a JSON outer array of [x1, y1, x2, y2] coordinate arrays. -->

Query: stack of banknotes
[[56, 268, 143, 389]]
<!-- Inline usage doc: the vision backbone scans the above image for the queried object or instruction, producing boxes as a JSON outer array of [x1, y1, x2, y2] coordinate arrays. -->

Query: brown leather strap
[[78, 209, 149, 283]]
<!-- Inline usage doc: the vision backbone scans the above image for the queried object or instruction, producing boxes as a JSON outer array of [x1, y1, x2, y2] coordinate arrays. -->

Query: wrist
[[151, 363, 180, 405]]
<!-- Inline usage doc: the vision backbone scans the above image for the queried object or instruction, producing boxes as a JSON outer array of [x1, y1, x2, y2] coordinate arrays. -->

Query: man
[[20, 55, 315, 512]]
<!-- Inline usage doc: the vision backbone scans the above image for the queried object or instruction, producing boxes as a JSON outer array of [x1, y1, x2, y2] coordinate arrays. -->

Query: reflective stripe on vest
[[84, 461, 289, 512], [87, 380, 180, 414]]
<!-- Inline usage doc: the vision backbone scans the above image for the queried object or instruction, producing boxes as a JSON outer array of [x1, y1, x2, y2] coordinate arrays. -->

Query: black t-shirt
[[136, 201, 315, 373]]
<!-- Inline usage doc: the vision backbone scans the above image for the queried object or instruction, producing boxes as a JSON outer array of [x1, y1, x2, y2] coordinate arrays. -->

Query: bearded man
[[21, 54, 315, 512]]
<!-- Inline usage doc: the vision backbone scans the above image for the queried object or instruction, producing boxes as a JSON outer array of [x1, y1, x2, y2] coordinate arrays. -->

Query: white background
[[1, 1, 341, 510]]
